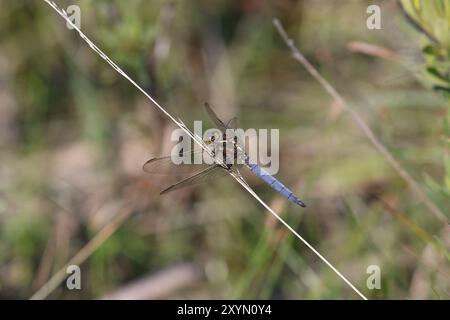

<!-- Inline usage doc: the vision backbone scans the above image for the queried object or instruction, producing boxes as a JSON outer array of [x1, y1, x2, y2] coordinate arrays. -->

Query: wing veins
[[160, 165, 222, 194]]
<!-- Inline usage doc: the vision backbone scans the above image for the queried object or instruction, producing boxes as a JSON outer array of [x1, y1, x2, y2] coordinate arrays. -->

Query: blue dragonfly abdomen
[[245, 160, 306, 207]]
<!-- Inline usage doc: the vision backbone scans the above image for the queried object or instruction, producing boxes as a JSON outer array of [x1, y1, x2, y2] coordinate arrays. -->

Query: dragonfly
[[143, 103, 306, 207]]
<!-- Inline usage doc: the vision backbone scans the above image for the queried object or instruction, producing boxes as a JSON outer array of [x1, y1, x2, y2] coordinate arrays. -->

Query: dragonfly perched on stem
[[143, 103, 306, 207]]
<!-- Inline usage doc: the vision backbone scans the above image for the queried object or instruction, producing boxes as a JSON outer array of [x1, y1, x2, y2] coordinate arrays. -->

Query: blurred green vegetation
[[0, 0, 448, 299], [400, 0, 450, 206]]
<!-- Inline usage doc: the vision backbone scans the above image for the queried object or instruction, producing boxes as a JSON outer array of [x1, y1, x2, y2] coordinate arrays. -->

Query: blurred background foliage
[[400, 0, 450, 205], [0, 0, 448, 299]]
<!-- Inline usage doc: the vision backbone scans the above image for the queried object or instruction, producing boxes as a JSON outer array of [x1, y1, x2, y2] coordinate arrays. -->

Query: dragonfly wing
[[143, 149, 208, 175], [143, 156, 186, 175], [160, 165, 226, 194], [143, 143, 232, 194], [204, 102, 228, 130], [226, 117, 239, 129]]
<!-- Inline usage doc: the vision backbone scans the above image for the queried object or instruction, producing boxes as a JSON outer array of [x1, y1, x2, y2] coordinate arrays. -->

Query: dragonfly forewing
[[204, 102, 229, 131], [159, 165, 226, 195], [143, 148, 232, 194]]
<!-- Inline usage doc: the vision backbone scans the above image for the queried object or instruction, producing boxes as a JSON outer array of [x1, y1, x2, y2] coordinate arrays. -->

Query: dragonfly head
[[205, 130, 221, 145]]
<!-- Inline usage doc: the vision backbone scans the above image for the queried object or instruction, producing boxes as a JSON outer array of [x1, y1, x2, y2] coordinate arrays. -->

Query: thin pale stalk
[[30, 200, 134, 300]]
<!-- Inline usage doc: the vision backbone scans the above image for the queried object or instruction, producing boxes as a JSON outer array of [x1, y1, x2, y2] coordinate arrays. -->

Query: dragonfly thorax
[[207, 131, 246, 168]]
